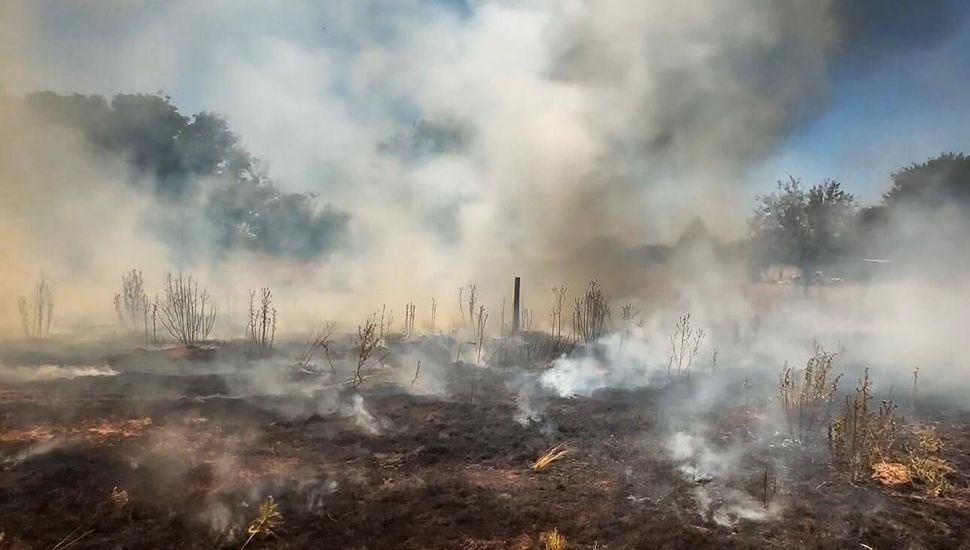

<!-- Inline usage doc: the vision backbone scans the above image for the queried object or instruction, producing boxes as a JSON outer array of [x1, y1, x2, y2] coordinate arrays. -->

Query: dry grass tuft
[[531, 443, 569, 472], [110, 486, 129, 508], [780, 344, 841, 444], [871, 462, 912, 486], [539, 527, 567, 550], [906, 427, 954, 496], [240, 496, 283, 550], [828, 367, 897, 480]]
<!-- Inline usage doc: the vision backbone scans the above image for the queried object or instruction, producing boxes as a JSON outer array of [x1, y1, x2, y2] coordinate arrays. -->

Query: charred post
[[512, 276, 521, 334]]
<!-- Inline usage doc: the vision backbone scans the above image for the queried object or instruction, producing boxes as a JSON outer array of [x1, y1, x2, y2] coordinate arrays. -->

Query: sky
[[2, 0, 970, 336], [3, 1, 968, 207], [750, 2, 970, 202]]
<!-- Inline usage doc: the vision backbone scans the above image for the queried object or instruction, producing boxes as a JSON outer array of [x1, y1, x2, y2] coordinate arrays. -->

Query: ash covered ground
[[1, 310, 968, 550]]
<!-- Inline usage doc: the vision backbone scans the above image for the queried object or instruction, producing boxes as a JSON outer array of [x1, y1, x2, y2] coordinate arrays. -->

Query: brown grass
[[531, 443, 569, 472]]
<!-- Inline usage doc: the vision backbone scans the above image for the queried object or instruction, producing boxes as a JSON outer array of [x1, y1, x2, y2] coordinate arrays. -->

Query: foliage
[[884, 152, 970, 208], [25, 91, 347, 260], [749, 177, 858, 274]]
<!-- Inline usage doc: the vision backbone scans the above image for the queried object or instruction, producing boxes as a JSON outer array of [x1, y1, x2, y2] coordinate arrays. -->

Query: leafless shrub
[[620, 302, 640, 335], [354, 316, 381, 387], [403, 302, 416, 338], [779, 345, 842, 444], [466, 284, 477, 329], [156, 273, 217, 346], [475, 305, 489, 365], [667, 313, 705, 376], [297, 322, 336, 375], [827, 367, 897, 479], [549, 285, 574, 356], [246, 288, 277, 357], [113, 270, 149, 341], [18, 276, 54, 339], [376, 304, 393, 343], [149, 299, 159, 346], [572, 280, 610, 344]]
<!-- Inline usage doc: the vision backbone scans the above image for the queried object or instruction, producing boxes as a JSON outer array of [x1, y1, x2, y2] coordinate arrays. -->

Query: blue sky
[[749, 4, 970, 203]]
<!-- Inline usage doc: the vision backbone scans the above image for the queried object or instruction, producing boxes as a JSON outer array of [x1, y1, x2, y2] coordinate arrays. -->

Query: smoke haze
[[0, 1, 967, 352]]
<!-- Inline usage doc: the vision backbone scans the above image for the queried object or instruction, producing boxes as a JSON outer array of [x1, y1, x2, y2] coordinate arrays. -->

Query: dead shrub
[[572, 280, 610, 344], [114, 269, 149, 343], [827, 367, 897, 480], [667, 313, 705, 376], [779, 345, 842, 444], [475, 305, 489, 365], [18, 276, 54, 339], [353, 316, 381, 387], [156, 273, 217, 346], [906, 427, 954, 496], [297, 323, 337, 375], [246, 287, 277, 357], [549, 285, 575, 356]]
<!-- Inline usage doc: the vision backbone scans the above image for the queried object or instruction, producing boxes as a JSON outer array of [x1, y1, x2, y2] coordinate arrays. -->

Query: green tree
[[884, 152, 970, 208], [749, 176, 858, 281]]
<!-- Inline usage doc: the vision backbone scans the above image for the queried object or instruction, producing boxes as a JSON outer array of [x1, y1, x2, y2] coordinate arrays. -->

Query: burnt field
[[0, 337, 968, 550]]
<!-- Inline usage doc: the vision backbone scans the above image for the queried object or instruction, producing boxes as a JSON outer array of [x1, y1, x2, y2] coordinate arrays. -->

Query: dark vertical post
[[512, 276, 521, 334]]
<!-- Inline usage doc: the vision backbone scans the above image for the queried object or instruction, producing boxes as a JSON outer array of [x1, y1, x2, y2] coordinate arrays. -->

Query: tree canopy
[[25, 91, 347, 260], [884, 152, 970, 208], [748, 177, 858, 273]]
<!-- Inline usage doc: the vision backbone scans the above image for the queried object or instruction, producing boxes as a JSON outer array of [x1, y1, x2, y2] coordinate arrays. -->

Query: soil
[[0, 342, 969, 549]]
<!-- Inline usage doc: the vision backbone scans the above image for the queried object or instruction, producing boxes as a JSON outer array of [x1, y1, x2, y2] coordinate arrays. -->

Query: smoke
[[1, 0, 963, 335], [0, 363, 118, 383]]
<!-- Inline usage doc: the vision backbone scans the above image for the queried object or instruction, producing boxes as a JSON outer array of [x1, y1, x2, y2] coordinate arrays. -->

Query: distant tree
[[749, 177, 858, 281], [884, 152, 970, 209], [25, 91, 348, 259]]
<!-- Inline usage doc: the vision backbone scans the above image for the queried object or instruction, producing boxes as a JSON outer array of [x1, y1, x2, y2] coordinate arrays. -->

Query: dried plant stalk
[[157, 273, 217, 346]]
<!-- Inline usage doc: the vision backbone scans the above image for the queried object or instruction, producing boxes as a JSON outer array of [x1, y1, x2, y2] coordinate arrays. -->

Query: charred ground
[[0, 337, 968, 550]]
